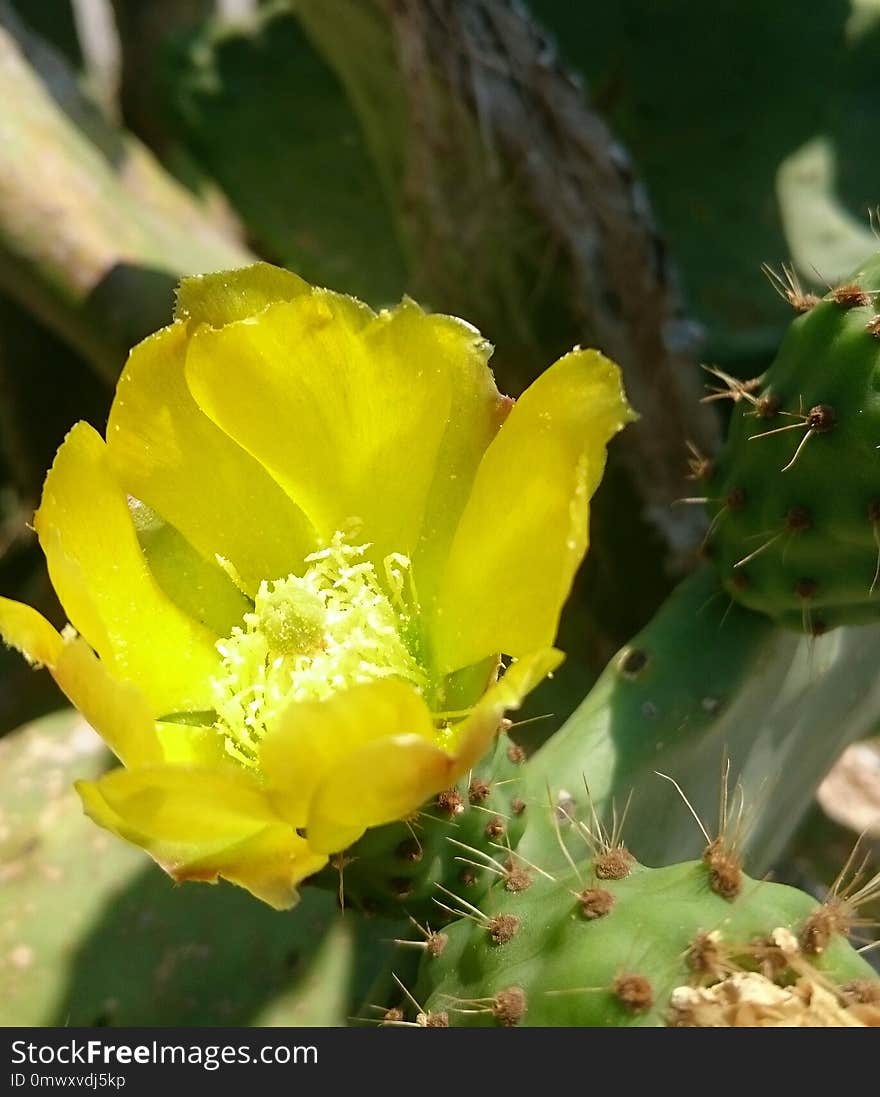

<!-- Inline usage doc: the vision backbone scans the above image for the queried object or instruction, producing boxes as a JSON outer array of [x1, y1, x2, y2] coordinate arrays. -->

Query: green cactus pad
[[705, 252, 880, 633], [311, 733, 529, 920], [413, 856, 877, 1027]]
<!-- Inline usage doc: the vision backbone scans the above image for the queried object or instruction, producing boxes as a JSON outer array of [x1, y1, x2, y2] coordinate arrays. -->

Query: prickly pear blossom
[[0, 264, 632, 908]]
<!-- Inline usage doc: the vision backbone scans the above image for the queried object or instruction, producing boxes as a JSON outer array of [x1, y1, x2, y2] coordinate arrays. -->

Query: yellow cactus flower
[[0, 264, 633, 908]]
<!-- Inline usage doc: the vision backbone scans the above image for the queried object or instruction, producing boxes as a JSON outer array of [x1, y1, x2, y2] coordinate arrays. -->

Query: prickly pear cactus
[[412, 840, 879, 1027], [312, 731, 529, 919], [702, 253, 880, 634]]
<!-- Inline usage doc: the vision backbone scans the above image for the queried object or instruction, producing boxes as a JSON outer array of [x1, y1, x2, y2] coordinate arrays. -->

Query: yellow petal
[[35, 422, 221, 714], [260, 678, 435, 830], [0, 595, 63, 667], [430, 349, 634, 673], [307, 734, 453, 855], [53, 636, 163, 767], [186, 293, 498, 568], [76, 764, 326, 909], [414, 344, 511, 608], [450, 648, 563, 772], [0, 597, 162, 766], [267, 654, 559, 855], [107, 323, 318, 596], [174, 262, 310, 327]]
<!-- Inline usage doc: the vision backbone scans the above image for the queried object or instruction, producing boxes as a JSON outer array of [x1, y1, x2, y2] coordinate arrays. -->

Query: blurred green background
[[1, 0, 878, 1025]]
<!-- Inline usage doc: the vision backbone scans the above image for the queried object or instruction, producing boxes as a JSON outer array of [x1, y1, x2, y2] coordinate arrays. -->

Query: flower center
[[211, 532, 427, 766]]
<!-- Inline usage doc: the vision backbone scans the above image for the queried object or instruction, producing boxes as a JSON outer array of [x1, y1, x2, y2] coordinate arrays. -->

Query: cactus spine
[[413, 849, 879, 1026]]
